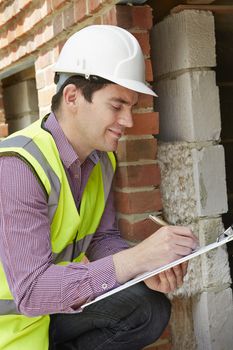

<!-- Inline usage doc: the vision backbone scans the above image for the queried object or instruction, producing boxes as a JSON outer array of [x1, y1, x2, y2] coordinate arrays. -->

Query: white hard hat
[[54, 25, 156, 96]]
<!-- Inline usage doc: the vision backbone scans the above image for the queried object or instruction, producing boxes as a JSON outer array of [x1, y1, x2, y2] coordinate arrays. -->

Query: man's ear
[[63, 84, 79, 109]]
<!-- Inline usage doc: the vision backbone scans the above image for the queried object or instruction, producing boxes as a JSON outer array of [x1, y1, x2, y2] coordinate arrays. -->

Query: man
[[0, 25, 198, 350]]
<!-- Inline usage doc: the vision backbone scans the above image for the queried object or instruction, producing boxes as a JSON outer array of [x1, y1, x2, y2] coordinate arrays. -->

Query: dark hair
[[51, 75, 110, 112]]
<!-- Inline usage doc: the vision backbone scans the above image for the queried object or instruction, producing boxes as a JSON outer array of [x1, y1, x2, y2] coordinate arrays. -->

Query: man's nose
[[118, 112, 134, 128]]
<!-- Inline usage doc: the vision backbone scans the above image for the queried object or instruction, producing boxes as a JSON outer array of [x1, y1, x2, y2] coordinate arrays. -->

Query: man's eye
[[111, 105, 121, 111]]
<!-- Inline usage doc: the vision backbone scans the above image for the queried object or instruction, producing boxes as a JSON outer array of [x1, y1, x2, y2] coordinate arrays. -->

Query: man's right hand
[[113, 225, 198, 285]]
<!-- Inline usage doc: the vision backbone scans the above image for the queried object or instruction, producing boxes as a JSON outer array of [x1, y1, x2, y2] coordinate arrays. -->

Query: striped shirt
[[0, 112, 128, 316]]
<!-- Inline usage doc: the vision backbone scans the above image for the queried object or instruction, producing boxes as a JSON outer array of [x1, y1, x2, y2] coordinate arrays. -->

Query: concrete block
[[156, 70, 221, 142], [169, 218, 231, 298], [158, 142, 197, 223], [151, 10, 216, 77], [192, 145, 228, 216], [192, 288, 233, 350], [158, 142, 227, 223], [198, 218, 231, 290], [201, 245, 231, 290], [3, 80, 39, 116]]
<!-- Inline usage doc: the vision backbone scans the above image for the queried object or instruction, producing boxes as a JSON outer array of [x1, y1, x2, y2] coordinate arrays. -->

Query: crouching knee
[[136, 284, 171, 346]]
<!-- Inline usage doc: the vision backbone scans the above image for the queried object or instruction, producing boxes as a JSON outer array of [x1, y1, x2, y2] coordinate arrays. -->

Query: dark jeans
[[49, 283, 171, 350]]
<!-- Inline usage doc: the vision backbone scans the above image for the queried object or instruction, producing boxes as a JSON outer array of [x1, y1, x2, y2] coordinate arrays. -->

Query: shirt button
[[102, 283, 108, 290]]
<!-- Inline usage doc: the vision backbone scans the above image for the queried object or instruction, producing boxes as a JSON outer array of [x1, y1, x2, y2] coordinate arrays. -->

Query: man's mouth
[[108, 128, 123, 139]]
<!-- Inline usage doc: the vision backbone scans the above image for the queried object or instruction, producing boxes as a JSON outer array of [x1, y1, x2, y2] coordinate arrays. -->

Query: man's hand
[[113, 226, 198, 285], [143, 262, 188, 293]]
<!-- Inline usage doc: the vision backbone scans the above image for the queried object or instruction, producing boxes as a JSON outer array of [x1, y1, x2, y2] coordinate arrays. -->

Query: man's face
[[73, 84, 138, 157]]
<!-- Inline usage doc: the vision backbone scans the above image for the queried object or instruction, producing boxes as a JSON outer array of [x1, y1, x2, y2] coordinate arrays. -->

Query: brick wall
[[0, 1, 170, 348]]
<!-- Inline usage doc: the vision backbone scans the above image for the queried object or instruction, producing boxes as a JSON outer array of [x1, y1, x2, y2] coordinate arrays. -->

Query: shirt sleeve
[[86, 187, 129, 262], [0, 157, 119, 317]]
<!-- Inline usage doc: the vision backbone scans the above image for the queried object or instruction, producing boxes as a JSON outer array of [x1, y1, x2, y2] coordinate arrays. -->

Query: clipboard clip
[[216, 225, 233, 242]]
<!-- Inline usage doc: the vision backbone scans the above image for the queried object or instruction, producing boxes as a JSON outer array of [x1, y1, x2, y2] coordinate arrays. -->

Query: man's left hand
[[144, 262, 188, 293]]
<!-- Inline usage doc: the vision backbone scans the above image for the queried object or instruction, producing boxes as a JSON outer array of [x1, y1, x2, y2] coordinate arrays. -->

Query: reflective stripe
[[74, 233, 94, 259], [52, 233, 95, 263], [0, 136, 60, 224], [99, 153, 114, 202], [0, 300, 20, 315]]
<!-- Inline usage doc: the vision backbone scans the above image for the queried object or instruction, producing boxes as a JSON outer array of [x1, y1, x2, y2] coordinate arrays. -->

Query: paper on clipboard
[[81, 225, 233, 309]]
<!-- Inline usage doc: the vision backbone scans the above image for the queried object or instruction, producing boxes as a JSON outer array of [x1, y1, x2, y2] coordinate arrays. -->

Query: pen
[[149, 215, 200, 255], [149, 215, 201, 253], [148, 215, 169, 226]]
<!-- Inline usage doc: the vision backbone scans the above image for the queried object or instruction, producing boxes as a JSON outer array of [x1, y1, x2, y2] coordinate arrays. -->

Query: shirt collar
[[43, 112, 100, 168]]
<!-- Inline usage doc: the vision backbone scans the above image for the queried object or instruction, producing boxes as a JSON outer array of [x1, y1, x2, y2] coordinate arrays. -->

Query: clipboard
[[81, 224, 233, 309]]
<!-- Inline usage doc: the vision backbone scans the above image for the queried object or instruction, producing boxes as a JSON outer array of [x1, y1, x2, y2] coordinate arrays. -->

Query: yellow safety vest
[[0, 117, 116, 350]]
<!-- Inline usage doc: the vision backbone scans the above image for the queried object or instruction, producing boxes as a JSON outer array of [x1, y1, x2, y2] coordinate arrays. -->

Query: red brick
[[115, 163, 161, 187], [116, 5, 153, 30], [132, 6, 153, 30], [0, 110, 6, 123], [133, 32, 150, 56], [22, 8, 33, 33], [74, 0, 89, 23], [145, 59, 154, 82], [17, 42, 25, 59], [40, 0, 53, 17], [115, 189, 162, 214], [125, 112, 159, 136], [137, 94, 153, 109], [63, 4, 75, 28], [53, 13, 64, 36], [34, 27, 44, 49], [30, 7, 42, 30], [2, 2, 14, 25], [0, 123, 8, 137], [15, 18, 24, 38], [102, 6, 117, 25], [35, 50, 54, 70], [118, 216, 161, 241], [20, 0, 33, 12], [52, 0, 67, 9], [0, 31, 7, 50], [43, 22, 54, 42], [117, 138, 157, 162], [7, 22, 16, 44], [89, 0, 103, 13], [116, 5, 132, 29]]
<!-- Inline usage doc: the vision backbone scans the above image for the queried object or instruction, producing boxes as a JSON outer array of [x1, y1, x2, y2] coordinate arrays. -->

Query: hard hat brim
[[109, 77, 157, 97]]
